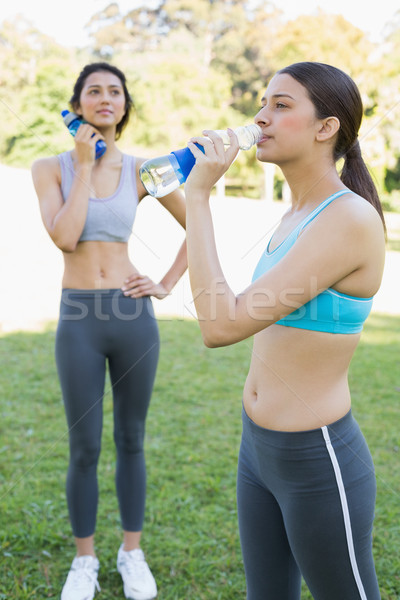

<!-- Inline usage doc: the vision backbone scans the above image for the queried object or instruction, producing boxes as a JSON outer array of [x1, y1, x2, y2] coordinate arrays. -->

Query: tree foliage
[[1, 0, 400, 196]]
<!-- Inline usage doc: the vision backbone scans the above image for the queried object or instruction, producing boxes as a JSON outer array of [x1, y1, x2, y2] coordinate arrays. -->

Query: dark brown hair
[[69, 62, 133, 140], [279, 62, 385, 228]]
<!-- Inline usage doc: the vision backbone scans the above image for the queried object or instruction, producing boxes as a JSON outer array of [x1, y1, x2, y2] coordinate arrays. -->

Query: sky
[[1, 0, 399, 47]]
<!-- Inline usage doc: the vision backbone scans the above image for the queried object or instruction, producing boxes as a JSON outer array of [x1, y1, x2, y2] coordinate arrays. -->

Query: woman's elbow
[[52, 234, 78, 253], [202, 333, 220, 348], [59, 243, 78, 253], [200, 325, 233, 348]]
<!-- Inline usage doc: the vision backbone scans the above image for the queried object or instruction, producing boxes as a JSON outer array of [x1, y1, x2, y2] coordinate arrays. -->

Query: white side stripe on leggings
[[322, 426, 367, 600]]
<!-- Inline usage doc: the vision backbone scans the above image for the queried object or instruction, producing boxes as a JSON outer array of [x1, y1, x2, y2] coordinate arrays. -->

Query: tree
[[375, 10, 400, 192], [0, 17, 85, 165], [1, 2, 399, 200], [87, 1, 166, 56]]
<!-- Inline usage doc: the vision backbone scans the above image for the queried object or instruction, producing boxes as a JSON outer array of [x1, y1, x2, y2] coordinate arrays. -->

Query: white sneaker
[[60, 555, 100, 600], [117, 545, 157, 600]]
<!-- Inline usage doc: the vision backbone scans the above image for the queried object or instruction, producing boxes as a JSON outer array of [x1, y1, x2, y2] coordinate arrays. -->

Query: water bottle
[[139, 124, 262, 198], [61, 110, 107, 159]]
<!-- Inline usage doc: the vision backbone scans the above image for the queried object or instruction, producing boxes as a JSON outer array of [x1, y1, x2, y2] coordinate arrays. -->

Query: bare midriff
[[61, 241, 138, 290], [243, 324, 360, 432]]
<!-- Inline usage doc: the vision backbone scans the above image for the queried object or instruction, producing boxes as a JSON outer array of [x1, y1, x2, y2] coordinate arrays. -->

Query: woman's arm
[[156, 187, 188, 293], [123, 177, 188, 298], [31, 123, 102, 252], [183, 131, 384, 347], [122, 237, 187, 300], [32, 156, 92, 252]]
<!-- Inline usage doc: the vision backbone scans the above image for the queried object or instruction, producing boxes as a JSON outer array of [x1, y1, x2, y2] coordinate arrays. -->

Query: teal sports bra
[[252, 190, 373, 334]]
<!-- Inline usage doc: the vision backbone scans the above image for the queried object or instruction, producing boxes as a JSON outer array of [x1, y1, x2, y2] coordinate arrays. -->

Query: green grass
[[0, 315, 399, 599]]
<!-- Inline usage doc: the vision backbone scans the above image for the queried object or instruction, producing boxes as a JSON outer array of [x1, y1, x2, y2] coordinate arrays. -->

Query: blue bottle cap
[[61, 109, 80, 127]]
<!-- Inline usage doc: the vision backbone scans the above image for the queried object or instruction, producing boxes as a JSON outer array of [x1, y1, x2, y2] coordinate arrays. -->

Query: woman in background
[[32, 62, 187, 600]]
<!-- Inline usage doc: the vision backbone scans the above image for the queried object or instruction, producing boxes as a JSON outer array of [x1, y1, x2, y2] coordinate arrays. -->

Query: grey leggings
[[55, 289, 160, 538], [237, 408, 380, 600]]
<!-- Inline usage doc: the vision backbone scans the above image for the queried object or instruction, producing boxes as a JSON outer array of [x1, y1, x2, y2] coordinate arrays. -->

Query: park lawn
[[0, 314, 399, 599]]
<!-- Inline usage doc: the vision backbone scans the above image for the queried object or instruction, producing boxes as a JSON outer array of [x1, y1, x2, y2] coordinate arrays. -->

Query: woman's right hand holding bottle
[[73, 124, 105, 166], [185, 128, 240, 201]]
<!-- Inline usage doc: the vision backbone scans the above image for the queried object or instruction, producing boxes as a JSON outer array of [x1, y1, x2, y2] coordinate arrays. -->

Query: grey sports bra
[[58, 151, 139, 243]]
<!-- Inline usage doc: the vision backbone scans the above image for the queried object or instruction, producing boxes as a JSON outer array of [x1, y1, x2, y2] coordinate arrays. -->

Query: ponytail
[[340, 140, 386, 232]]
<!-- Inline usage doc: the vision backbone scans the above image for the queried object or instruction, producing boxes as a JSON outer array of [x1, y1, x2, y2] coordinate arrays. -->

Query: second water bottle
[[61, 109, 107, 160], [139, 124, 262, 198]]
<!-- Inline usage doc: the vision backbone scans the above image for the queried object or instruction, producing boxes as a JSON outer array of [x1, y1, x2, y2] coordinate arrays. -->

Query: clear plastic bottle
[[139, 124, 262, 198], [61, 109, 107, 160]]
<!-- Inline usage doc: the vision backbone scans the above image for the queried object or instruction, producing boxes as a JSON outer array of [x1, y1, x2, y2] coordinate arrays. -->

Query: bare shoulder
[[319, 192, 385, 242], [320, 193, 386, 285], [299, 191, 385, 279], [336, 192, 382, 223], [31, 156, 63, 208], [31, 155, 60, 182]]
